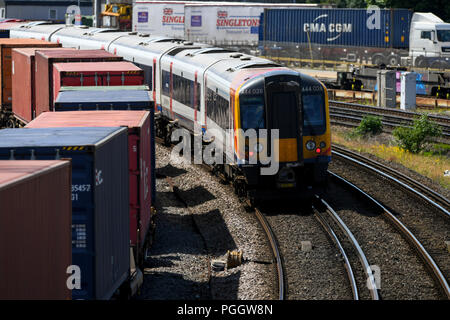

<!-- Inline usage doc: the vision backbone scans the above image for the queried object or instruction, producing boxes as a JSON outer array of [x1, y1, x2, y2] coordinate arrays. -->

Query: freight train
[[8, 23, 331, 203]]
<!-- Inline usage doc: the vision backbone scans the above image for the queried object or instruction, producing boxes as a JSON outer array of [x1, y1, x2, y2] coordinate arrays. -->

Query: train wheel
[[6, 118, 16, 128], [233, 177, 246, 198]]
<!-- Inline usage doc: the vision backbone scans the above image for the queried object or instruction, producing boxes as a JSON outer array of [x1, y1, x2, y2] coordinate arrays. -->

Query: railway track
[[330, 146, 450, 299], [252, 206, 286, 300], [329, 100, 450, 125], [327, 89, 450, 110], [313, 200, 377, 300], [329, 100, 450, 143], [332, 145, 450, 216]]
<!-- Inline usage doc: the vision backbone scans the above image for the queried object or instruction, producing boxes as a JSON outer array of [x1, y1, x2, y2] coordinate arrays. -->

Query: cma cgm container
[[27, 110, 156, 262], [11, 48, 72, 123], [0, 127, 130, 300], [52, 62, 145, 101], [54, 86, 153, 111], [0, 39, 61, 109], [260, 8, 413, 48], [35, 49, 123, 118], [0, 160, 72, 300]]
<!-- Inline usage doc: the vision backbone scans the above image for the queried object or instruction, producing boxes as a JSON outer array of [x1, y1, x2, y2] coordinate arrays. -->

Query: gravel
[[329, 158, 449, 299], [137, 143, 277, 300], [262, 205, 354, 300]]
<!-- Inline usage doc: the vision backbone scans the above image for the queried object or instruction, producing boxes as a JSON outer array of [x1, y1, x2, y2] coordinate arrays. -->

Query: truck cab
[[409, 12, 450, 68]]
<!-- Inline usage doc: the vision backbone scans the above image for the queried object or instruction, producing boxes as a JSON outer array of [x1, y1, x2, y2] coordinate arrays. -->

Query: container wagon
[[0, 127, 130, 300], [0, 160, 72, 300], [34, 49, 123, 119], [27, 110, 156, 270]]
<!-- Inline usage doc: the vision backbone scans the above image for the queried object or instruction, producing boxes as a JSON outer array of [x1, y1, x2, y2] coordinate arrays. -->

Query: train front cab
[[235, 72, 331, 202]]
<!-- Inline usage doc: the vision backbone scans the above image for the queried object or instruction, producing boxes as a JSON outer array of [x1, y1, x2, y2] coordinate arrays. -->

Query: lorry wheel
[[430, 60, 449, 70], [387, 55, 400, 66], [371, 54, 385, 66], [415, 56, 428, 68]]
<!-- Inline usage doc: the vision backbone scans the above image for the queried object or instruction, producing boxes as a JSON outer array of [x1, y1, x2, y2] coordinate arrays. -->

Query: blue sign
[[191, 15, 202, 27], [138, 12, 148, 23]]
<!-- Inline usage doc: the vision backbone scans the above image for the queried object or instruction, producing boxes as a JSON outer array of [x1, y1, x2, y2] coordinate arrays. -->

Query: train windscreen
[[302, 93, 326, 136], [240, 95, 265, 131]]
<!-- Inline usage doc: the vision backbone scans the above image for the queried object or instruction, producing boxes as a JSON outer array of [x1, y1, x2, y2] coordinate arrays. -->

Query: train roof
[[111, 35, 210, 56], [166, 46, 281, 80], [52, 26, 120, 39], [10, 23, 66, 40]]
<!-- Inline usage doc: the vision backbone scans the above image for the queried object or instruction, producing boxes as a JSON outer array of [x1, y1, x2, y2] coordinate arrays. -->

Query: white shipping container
[[185, 5, 263, 46], [133, 1, 187, 38]]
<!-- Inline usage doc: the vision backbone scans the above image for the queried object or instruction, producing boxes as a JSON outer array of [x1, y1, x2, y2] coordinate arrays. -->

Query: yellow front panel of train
[[276, 138, 298, 163]]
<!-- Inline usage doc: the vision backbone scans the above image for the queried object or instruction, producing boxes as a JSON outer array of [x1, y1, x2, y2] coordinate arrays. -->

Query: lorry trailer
[[259, 8, 450, 69]]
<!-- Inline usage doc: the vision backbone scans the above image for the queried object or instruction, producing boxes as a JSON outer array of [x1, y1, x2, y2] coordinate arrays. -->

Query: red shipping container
[[11, 48, 73, 123], [27, 111, 153, 255], [0, 160, 72, 299], [35, 49, 122, 118], [52, 62, 144, 102]]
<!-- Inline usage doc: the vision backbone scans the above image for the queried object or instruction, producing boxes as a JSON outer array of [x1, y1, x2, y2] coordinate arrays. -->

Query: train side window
[[195, 82, 200, 111], [206, 87, 229, 129], [421, 31, 432, 40], [162, 70, 170, 95]]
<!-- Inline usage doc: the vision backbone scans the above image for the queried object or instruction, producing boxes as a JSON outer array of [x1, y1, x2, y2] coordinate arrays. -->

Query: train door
[[265, 75, 303, 164]]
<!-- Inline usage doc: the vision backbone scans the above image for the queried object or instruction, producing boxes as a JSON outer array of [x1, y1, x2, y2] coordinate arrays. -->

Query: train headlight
[[319, 141, 326, 149], [254, 143, 263, 153], [306, 140, 316, 151]]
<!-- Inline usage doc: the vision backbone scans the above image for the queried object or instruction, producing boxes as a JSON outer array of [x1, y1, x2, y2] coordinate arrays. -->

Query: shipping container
[[260, 8, 413, 49], [184, 3, 320, 46], [27, 110, 156, 257], [0, 160, 72, 299], [11, 48, 73, 123], [133, 1, 187, 38], [52, 62, 145, 101], [35, 49, 123, 118], [53, 87, 153, 111], [0, 39, 61, 109], [0, 127, 130, 300]]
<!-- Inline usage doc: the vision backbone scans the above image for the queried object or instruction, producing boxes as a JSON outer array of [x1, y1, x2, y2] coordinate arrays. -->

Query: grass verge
[[331, 125, 450, 189]]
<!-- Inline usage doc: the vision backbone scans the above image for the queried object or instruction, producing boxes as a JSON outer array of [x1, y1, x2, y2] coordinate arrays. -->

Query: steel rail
[[329, 99, 450, 125], [317, 196, 380, 300], [332, 148, 450, 218], [329, 171, 450, 299], [253, 207, 286, 300], [313, 209, 359, 300], [333, 145, 450, 211]]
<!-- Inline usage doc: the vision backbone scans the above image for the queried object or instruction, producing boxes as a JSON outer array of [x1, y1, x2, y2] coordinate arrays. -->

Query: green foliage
[[393, 114, 442, 153], [354, 115, 383, 136]]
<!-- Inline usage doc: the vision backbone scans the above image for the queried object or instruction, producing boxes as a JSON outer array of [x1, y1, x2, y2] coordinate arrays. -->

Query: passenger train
[[10, 23, 331, 202]]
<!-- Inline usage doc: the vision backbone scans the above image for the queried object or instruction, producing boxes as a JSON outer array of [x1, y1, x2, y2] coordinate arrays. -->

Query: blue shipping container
[[54, 90, 153, 111], [261, 8, 412, 49], [0, 127, 130, 300]]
